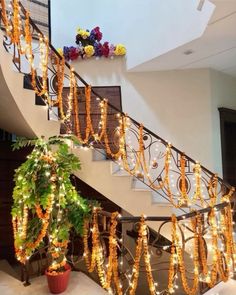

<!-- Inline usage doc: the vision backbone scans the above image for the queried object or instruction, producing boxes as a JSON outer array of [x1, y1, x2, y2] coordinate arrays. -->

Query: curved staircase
[[0, 29, 172, 238], [0, 32, 59, 138]]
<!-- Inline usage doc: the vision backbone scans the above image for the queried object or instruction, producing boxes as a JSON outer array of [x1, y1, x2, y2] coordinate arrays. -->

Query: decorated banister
[[20, 203, 236, 294]]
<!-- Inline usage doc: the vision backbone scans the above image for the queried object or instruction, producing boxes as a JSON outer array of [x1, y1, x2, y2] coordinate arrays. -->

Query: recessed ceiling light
[[183, 49, 194, 55]]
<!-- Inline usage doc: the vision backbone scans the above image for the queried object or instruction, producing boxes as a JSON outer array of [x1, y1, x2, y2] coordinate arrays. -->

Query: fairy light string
[[55, 54, 65, 109], [168, 215, 199, 295], [24, 9, 33, 61], [83, 209, 122, 294], [31, 34, 49, 97], [193, 162, 205, 206], [83, 212, 166, 295], [167, 202, 236, 294], [57, 66, 73, 126], [208, 174, 218, 207], [179, 154, 189, 206]]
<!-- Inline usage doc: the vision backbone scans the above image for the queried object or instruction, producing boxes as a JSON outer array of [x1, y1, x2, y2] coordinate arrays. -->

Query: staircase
[[0, 2, 235, 294], [0, 31, 59, 138], [0, 27, 174, 238]]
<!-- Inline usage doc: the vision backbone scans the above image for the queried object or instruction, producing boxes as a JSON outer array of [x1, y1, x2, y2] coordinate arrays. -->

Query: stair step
[[132, 178, 151, 191], [92, 149, 107, 161], [23, 74, 47, 106], [110, 162, 130, 176], [35, 95, 47, 106], [152, 191, 174, 207], [48, 107, 59, 121]]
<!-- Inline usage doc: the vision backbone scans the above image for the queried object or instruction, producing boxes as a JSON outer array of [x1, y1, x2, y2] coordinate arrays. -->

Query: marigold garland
[[168, 215, 199, 295], [83, 210, 122, 294], [31, 35, 49, 97], [73, 85, 95, 144], [208, 174, 218, 207], [12, 0, 21, 46], [167, 203, 236, 294], [84, 212, 161, 295], [179, 154, 189, 206], [0, 0, 12, 37], [53, 54, 65, 106]]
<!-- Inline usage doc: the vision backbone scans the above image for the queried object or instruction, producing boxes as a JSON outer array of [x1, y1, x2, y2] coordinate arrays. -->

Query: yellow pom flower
[[57, 48, 63, 57], [78, 29, 90, 39], [114, 44, 126, 56], [84, 45, 95, 57]]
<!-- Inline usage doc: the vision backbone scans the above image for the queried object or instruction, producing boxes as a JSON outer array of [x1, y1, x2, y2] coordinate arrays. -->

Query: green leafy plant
[[11, 135, 91, 272]]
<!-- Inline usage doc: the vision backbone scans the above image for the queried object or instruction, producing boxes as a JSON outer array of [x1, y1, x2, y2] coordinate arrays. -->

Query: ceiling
[[130, 0, 236, 77]]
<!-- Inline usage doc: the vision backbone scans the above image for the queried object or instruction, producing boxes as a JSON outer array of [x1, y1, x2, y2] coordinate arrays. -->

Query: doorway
[[0, 135, 32, 263], [219, 108, 236, 187]]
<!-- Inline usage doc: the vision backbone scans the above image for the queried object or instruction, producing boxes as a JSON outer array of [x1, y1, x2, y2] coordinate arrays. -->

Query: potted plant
[[11, 135, 91, 294]]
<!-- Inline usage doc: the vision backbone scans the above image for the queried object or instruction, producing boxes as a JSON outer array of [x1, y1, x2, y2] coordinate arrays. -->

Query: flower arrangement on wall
[[57, 26, 126, 62]]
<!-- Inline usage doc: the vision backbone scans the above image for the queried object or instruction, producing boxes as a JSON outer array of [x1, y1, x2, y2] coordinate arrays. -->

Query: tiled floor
[[2, 268, 236, 295], [0, 270, 108, 295], [204, 279, 236, 295]]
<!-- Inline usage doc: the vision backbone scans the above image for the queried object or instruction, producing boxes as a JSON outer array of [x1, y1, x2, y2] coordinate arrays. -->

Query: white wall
[[51, 0, 214, 70], [71, 58, 215, 170]]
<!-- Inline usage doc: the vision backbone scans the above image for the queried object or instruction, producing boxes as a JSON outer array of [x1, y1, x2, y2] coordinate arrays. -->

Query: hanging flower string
[[83, 206, 236, 295], [0, 0, 12, 37], [83, 210, 122, 294]]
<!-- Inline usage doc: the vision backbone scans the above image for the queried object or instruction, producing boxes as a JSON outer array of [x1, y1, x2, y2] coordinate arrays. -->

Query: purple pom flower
[[94, 42, 103, 57], [63, 46, 70, 61]]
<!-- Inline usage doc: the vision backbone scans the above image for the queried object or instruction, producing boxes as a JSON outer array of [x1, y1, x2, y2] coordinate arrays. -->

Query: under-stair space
[[0, 140, 32, 264]]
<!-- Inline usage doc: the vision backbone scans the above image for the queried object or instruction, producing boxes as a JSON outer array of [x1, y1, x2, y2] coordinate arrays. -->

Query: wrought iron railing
[[21, 203, 236, 294], [0, 0, 235, 215]]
